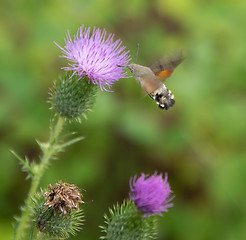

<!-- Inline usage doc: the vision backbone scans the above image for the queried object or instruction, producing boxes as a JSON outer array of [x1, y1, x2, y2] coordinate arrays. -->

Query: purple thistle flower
[[55, 25, 131, 91], [129, 172, 174, 217]]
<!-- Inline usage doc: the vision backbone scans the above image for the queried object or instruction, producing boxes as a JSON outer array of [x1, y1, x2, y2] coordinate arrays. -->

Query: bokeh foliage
[[0, 0, 246, 239]]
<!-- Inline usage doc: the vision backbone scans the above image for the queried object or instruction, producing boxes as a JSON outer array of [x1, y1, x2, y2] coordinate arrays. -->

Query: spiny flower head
[[100, 200, 157, 240], [50, 72, 97, 120], [43, 181, 84, 216], [55, 25, 131, 91], [33, 186, 84, 239], [129, 172, 174, 217]]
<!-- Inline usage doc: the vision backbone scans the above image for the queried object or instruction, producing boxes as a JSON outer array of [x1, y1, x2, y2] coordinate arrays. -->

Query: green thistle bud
[[100, 200, 158, 240], [32, 181, 84, 239], [50, 72, 98, 121]]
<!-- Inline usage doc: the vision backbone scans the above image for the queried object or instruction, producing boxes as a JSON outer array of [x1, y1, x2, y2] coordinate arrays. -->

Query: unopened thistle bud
[[32, 181, 84, 239]]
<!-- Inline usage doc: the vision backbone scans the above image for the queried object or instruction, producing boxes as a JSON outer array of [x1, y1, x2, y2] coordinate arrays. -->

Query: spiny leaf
[[58, 136, 85, 150], [36, 140, 49, 152], [10, 150, 34, 178]]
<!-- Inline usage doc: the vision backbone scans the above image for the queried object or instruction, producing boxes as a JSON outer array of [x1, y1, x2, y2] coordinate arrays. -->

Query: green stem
[[28, 222, 35, 240], [35, 232, 44, 240], [14, 116, 65, 240]]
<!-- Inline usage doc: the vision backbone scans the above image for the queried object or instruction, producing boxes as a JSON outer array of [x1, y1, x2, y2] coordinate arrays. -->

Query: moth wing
[[150, 49, 184, 81]]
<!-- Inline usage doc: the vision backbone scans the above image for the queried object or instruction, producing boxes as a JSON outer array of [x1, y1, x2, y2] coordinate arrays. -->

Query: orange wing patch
[[156, 69, 173, 79]]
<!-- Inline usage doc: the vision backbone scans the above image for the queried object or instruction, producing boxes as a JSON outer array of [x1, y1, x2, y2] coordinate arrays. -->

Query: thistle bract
[[100, 200, 157, 240], [50, 72, 97, 120], [55, 25, 131, 91], [130, 172, 174, 217]]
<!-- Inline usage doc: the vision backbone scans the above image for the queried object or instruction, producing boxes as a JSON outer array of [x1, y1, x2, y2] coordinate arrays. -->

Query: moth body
[[119, 49, 184, 110], [127, 63, 175, 110]]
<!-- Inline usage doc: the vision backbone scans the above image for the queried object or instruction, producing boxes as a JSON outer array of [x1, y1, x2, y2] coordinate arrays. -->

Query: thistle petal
[[129, 172, 174, 217]]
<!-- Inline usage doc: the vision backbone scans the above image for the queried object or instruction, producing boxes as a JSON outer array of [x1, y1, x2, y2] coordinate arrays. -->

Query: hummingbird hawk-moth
[[119, 49, 184, 110]]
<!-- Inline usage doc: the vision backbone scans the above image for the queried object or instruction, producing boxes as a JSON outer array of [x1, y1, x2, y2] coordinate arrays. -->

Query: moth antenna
[[135, 43, 139, 63]]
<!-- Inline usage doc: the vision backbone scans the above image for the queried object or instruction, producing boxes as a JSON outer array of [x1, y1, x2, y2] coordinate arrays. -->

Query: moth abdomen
[[152, 88, 175, 110]]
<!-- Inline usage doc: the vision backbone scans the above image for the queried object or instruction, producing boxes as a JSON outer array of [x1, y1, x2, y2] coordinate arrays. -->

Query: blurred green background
[[0, 0, 246, 239]]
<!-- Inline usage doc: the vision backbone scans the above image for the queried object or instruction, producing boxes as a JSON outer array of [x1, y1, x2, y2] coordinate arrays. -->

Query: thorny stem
[[28, 222, 35, 240], [14, 116, 65, 240]]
